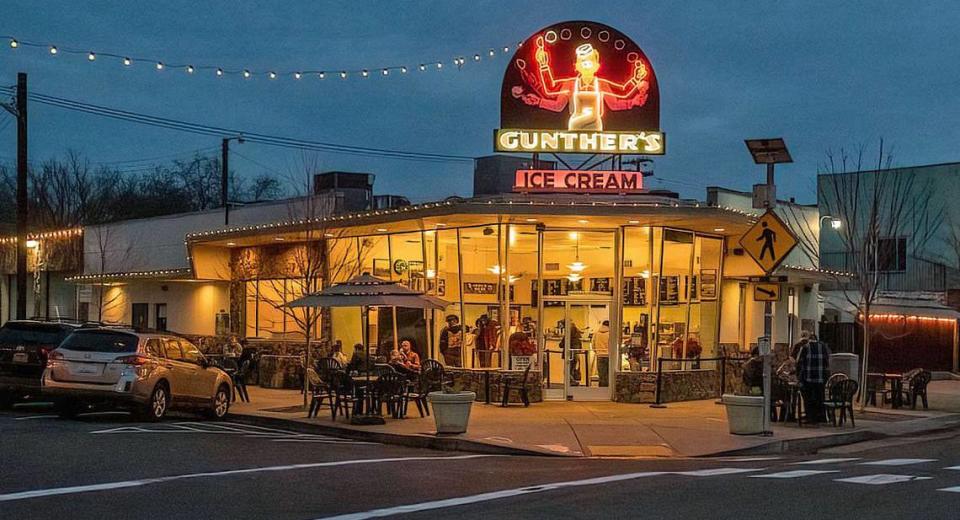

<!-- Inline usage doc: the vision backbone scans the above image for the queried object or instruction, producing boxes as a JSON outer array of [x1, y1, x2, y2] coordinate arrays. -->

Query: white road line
[[313, 471, 667, 520], [0, 455, 497, 503], [89, 426, 151, 434], [938, 486, 960, 493], [674, 468, 765, 477], [835, 474, 934, 485], [13, 415, 58, 421], [792, 458, 861, 465], [860, 458, 937, 467], [217, 421, 308, 435], [751, 470, 839, 479], [944, 466, 960, 471], [718, 456, 782, 462]]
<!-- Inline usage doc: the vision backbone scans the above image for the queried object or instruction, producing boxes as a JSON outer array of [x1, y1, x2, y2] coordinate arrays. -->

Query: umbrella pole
[[392, 306, 399, 354], [352, 305, 385, 425]]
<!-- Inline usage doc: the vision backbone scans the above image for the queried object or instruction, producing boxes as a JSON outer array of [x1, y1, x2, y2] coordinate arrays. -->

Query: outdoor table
[[351, 375, 380, 415], [884, 373, 905, 409], [865, 372, 887, 406]]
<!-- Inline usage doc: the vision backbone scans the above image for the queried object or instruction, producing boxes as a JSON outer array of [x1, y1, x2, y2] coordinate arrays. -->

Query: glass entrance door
[[541, 300, 611, 401]]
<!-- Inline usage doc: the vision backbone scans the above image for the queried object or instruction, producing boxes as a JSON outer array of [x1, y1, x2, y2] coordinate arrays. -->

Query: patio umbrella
[[287, 273, 449, 423]]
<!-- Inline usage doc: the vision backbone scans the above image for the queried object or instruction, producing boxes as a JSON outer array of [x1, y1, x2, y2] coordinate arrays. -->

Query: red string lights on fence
[[3, 35, 520, 82]]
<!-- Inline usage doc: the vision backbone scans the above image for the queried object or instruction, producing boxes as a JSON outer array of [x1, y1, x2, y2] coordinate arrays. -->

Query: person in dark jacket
[[797, 333, 831, 423], [438, 314, 463, 367]]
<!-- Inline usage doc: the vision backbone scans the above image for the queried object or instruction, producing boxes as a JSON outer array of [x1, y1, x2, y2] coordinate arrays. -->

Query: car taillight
[[114, 354, 150, 366], [47, 350, 65, 362]]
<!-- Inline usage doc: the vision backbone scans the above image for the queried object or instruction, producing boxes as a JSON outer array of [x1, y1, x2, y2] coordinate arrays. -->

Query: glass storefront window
[[459, 226, 503, 368], [434, 228, 463, 367], [621, 226, 654, 372]]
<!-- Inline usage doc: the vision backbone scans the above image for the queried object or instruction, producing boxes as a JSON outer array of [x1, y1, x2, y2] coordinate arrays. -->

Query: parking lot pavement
[[3, 408, 960, 520]]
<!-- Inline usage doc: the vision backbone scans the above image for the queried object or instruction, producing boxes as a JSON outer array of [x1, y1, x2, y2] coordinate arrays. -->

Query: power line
[[0, 86, 475, 164]]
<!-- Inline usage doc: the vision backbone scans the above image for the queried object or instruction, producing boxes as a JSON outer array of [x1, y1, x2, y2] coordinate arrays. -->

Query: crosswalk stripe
[[836, 474, 933, 485], [860, 459, 937, 467], [751, 470, 839, 479], [674, 468, 765, 477], [792, 458, 861, 465]]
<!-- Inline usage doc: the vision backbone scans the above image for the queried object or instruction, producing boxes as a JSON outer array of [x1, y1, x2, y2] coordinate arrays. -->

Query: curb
[[710, 414, 960, 457], [227, 412, 562, 457]]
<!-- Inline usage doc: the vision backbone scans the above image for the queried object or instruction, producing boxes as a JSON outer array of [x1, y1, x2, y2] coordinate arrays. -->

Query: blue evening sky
[[2, 1, 959, 203]]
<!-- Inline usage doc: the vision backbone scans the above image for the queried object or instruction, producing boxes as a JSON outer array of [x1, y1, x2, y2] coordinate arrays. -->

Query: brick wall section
[[614, 361, 750, 404]]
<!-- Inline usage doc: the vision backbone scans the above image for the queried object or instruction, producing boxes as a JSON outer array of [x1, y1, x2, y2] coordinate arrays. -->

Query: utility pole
[[221, 135, 244, 226], [5, 73, 29, 320], [221, 138, 230, 226]]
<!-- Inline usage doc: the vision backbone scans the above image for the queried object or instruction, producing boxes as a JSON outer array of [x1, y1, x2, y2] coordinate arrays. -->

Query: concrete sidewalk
[[229, 381, 960, 458]]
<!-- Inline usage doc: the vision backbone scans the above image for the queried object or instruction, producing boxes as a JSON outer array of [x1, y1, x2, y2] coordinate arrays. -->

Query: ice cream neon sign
[[496, 21, 663, 155]]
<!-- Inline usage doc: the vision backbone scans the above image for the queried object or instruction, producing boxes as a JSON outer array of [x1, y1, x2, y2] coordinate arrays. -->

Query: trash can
[[829, 353, 860, 382], [721, 394, 765, 435]]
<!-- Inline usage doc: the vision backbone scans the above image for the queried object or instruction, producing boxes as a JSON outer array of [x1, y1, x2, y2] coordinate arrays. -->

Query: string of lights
[[0, 86, 475, 164], [2, 35, 519, 82]]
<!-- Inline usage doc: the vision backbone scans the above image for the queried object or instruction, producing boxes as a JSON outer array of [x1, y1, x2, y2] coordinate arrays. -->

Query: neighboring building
[[0, 228, 83, 322], [818, 162, 960, 372]]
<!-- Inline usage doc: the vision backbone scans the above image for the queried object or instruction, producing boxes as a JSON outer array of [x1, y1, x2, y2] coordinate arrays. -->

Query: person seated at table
[[395, 338, 421, 373], [329, 340, 348, 367], [742, 347, 763, 395], [347, 343, 368, 373]]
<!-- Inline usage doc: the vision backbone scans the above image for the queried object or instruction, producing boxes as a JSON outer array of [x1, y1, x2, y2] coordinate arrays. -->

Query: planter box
[[721, 394, 764, 435]]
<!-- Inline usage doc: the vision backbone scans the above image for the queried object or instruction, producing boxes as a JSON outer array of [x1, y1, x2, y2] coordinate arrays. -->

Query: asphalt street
[[2, 407, 960, 520]]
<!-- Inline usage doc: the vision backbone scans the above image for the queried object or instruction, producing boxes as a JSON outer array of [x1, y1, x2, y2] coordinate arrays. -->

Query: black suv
[[0, 320, 83, 407]]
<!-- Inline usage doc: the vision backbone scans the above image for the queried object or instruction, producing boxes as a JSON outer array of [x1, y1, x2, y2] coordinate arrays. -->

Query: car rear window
[[60, 330, 139, 353], [0, 323, 71, 346]]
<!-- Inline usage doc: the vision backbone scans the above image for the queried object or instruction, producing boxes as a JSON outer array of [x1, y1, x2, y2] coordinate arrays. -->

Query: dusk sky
[[2, 1, 959, 203]]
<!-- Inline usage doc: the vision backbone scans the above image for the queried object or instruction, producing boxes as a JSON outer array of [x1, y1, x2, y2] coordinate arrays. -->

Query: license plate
[[74, 363, 101, 375], [12, 352, 28, 363]]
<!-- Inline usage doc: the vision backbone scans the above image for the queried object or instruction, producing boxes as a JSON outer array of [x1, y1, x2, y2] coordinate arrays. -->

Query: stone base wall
[[447, 368, 543, 404], [614, 362, 749, 404]]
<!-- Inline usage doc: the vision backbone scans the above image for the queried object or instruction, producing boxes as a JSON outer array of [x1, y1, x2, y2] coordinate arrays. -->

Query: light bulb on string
[[122, 57, 132, 66], [361, 69, 369, 77], [381, 68, 388, 76], [473, 54, 480, 61], [87, 52, 96, 61], [418, 64, 426, 71], [242, 69, 251, 78], [155, 62, 164, 70], [186, 65, 195, 74], [268, 71, 277, 79], [319, 71, 326, 79], [293, 72, 302, 80], [9, 39, 18, 48], [503, 46, 509, 53], [339, 71, 347, 79], [436, 62, 442, 69], [215, 68, 223, 77], [400, 66, 407, 73], [488, 49, 495, 57], [49, 46, 58, 55]]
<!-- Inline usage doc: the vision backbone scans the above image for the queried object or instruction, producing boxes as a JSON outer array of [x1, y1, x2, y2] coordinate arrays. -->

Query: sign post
[[743, 138, 794, 437]]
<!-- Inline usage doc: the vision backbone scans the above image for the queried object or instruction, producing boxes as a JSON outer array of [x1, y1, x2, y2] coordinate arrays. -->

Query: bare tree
[[816, 140, 943, 406], [87, 225, 135, 324]]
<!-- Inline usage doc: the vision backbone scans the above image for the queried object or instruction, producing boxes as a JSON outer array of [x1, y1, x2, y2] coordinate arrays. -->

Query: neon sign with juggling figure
[[527, 37, 650, 131], [496, 21, 663, 155]]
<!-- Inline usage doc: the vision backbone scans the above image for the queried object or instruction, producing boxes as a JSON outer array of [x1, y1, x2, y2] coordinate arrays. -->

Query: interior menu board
[[700, 269, 718, 300], [622, 277, 647, 306], [590, 277, 612, 294], [659, 275, 680, 305], [532, 278, 583, 306]]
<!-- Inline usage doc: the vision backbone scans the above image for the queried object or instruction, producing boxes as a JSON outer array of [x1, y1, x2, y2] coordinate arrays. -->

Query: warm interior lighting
[[713, 227, 725, 232], [566, 272, 583, 282], [488, 265, 505, 275], [426, 269, 436, 279], [628, 220, 640, 224], [273, 237, 285, 241], [639, 269, 651, 278], [567, 261, 587, 273], [25, 239, 39, 248], [226, 242, 236, 247]]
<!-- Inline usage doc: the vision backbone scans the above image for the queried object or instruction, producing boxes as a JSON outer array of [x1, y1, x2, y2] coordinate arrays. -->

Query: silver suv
[[42, 328, 233, 421]]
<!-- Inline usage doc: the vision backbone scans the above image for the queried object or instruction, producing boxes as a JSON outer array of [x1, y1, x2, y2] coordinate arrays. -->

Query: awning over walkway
[[823, 292, 960, 321]]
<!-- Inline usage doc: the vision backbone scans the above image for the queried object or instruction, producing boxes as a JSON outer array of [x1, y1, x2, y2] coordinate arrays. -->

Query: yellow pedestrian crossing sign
[[739, 210, 798, 274]]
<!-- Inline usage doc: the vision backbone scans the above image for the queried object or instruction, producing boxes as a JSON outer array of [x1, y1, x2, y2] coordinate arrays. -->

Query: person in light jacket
[[593, 321, 611, 387]]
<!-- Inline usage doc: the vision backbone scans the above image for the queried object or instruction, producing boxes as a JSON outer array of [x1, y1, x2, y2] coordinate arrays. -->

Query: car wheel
[[206, 385, 231, 420], [55, 399, 80, 419], [140, 383, 169, 422], [0, 391, 15, 410]]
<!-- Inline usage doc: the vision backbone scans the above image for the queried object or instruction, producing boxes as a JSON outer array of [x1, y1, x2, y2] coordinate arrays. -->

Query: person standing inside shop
[[439, 314, 463, 367], [563, 322, 583, 386], [797, 333, 831, 423], [593, 320, 611, 387]]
